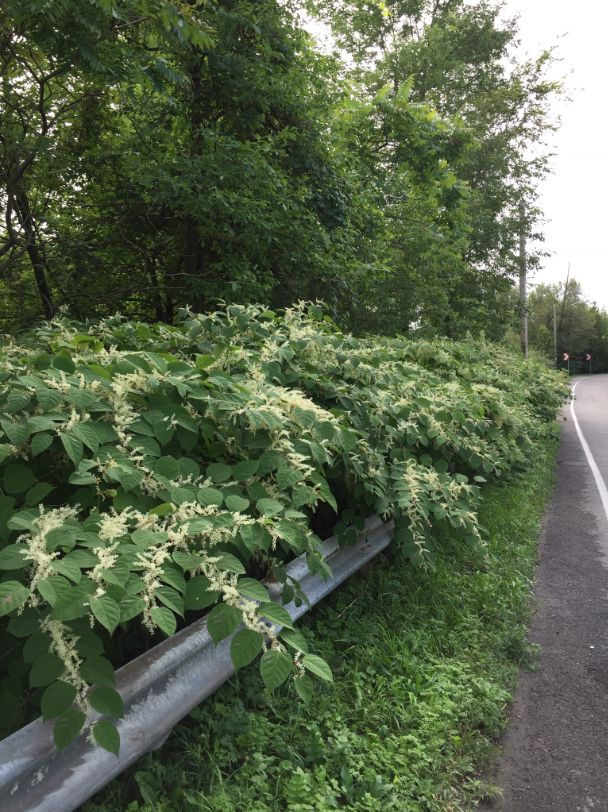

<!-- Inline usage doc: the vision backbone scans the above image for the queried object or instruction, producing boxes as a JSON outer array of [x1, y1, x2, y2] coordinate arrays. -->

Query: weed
[[79, 434, 559, 812]]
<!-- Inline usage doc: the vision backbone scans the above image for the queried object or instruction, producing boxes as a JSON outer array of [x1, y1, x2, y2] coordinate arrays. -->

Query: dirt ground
[[479, 398, 608, 812]]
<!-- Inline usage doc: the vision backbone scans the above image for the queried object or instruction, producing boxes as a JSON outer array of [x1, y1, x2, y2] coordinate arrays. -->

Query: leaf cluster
[[78, 434, 559, 812], [0, 301, 567, 754]]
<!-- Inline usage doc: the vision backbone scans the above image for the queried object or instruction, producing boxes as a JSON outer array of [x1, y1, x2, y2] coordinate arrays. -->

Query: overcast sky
[[504, 0, 608, 309], [305, 2, 608, 309]]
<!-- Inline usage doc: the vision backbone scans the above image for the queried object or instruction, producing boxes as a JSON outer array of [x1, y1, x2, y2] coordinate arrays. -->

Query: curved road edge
[[480, 374, 608, 812]]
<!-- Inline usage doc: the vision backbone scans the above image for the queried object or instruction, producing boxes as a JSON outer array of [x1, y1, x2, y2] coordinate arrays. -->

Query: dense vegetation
[[1, 0, 563, 337], [0, 0, 577, 800], [0, 303, 567, 755], [79, 432, 560, 812], [526, 278, 608, 374]]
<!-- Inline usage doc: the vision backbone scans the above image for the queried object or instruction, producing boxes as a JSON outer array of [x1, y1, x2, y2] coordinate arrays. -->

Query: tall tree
[[0, 0, 564, 339], [0, 0, 212, 323], [309, 0, 564, 335], [332, 79, 477, 335], [1, 0, 378, 326]]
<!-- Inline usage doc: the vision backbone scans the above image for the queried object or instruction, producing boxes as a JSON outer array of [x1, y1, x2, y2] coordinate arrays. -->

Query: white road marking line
[[571, 379, 608, 523]]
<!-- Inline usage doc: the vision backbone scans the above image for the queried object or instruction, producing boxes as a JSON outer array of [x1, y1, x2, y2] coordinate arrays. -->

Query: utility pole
[[519, 203, 528, 359], [558, 263, 570, 371], [560, 263, 570, 324], [553, 303, 557, 369]]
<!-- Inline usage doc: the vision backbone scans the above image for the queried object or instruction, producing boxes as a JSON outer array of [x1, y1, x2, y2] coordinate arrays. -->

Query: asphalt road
[[480, 375, 608, 812]]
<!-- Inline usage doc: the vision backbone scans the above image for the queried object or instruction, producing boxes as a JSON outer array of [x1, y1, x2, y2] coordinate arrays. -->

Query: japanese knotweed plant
[[0, 302, 568, 755]]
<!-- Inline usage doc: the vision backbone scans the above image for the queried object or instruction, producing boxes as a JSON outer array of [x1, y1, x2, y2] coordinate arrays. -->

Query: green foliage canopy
[[1, 0, 564, 338], [310, 0, 565, 336], [0, 0, 213, 319]]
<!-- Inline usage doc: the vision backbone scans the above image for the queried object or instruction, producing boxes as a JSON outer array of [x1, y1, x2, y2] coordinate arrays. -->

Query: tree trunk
[[146, 254, 168, 322], [14, 188, 54, 319]]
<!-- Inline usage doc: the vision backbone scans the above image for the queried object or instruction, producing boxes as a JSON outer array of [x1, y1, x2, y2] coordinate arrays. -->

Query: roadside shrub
[[0, 302, 568, 753]]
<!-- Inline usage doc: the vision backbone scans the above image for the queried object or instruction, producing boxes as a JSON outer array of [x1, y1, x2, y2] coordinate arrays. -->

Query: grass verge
[[81, 431, 559, 812]]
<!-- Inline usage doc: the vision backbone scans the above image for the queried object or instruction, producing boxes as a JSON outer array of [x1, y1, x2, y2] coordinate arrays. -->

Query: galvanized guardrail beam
[[0, 516, 394, 812]]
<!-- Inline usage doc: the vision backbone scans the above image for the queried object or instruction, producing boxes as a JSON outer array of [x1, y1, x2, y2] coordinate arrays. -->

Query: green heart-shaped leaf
[[230, 629, 263, 671], [90, 595, 120, 634], [41, 681, 77, 721], [207, 603, 241, 645], [89, 686, 124, 719], [260, 649, 293, 692], [54, 708, 86, 752], [92, 720, 120, 756]]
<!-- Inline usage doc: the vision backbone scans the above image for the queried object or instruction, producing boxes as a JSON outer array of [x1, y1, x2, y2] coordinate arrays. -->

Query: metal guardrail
[[0, 515, 394, 812]]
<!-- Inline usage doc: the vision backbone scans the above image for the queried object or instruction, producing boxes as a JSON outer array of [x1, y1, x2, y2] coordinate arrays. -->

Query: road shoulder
[[479, 410, 608, 812]]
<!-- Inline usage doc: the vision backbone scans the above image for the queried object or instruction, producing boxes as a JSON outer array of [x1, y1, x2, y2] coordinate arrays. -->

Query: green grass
[[80, 432, 559, 812]]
